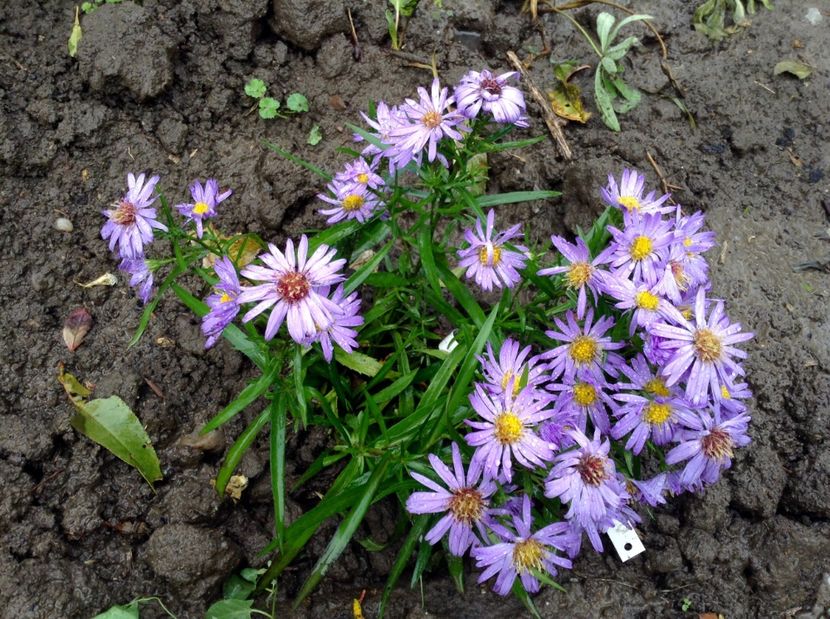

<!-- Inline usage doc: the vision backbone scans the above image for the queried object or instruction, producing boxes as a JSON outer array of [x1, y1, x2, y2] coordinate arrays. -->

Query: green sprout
[[307, 125, 323, 146], [386, 0, 419, 50], [693, 0, 773, 41], [244, 78, 309, 120], [559, 11, 652, 132], [81, 0, 124, 14]]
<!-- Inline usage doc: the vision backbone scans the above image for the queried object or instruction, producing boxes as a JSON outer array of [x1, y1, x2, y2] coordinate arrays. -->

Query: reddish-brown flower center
[[113, 199, 137, 225], [577, 454, 609, 486], [276, 272, 310, 303], [481, 77, 502, 96], [448, 487, 485, 524], [701, 428, 734, 461]]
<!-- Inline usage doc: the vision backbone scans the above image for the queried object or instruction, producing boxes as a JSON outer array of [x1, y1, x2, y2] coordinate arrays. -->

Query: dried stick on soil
[[507, 51, 573, 160], [646, 150, 674, 198]]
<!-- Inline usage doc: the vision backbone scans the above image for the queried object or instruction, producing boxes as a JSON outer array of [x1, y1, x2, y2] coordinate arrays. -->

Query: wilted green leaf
[[773, 60, 812, 80], [286, 92, 309, 112], [307, 124, 323, 145], [58, 368, 162, 487], [205, 599, 255, 619], [68, 7, 82, 57], [259, 97, 280, 119], [244, 78, 266, 99]]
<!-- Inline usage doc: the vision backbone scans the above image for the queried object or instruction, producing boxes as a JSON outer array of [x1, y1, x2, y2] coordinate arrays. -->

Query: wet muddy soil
[[1, 1, 829, 618]]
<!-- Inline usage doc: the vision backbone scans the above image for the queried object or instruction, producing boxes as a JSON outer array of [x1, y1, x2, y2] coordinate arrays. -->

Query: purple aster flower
[[716, 376, 752, 416], [598, 271, 685, 335], [650, 287, 753, 405], [334, 158, 385, 190], [237, 235, 346, 343], [666, 409, 751, 489], [406, 442, 497, 556], [457, 209, 527, 291], [465, 383, 555, 483], [175, 178, 232, 239], [389, 78, 467, 168], [643, 332, 673, 366], [653, 244, 706, 304], [318, 181, 380, 224], [478, 338, 546, 397], [628, 473, 668, 507], [547, 373, 618, 436], [600, 169, 672, 216], [454, 69, 529, 127], [101, 172, 167, 258], [538, 236, 604, 319], [356, 101, 406, 164], [544, 428, 630, 552], [202, 256, 242, 349], [673, 207, 716, 254], [472, 495, 575, 596], [611, 388, 693, 455], [301, 285, 364, 362], [118, 257, 154, 304], [596, 213, 674, 286], [541, 309, 625, 383], [538, 406, 580, 450]]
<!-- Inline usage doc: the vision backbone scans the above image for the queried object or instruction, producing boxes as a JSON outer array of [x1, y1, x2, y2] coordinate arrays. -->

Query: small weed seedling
[[558, 10, 652, 132], [244, 78, 309, 120], [693, 0, 773, 41], [81, 0, 124, 13], [386, 0, 419, 50]]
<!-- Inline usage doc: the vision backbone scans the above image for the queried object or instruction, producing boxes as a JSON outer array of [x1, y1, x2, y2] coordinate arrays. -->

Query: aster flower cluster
[[407, 169, 754, 596], [100, 175, 364, 362]]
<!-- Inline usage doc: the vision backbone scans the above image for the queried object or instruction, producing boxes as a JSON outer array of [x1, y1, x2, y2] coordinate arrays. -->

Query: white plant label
[[607, 520, 645, 562]]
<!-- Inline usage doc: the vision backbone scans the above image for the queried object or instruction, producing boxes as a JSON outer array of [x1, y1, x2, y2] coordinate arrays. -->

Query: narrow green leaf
[[447, 553, 465, 594], [595, 68, 620, 132], [202, 361, 280, 433], [607, 13, 652, 45], [261, 140, 332, 181], [128, 261, 188, 348], [417, 226, 443, 298], [270, 395, 287, 548], [293, 455, 392, 606], [344, 240, 393, 295], [512, 579, 542, 619], [436, 261, 486, 328], [485, 135, 546, 152], [379, 515, 429, 618], [373, 370, 418, 407], [68, 6, 82, 57], [476, 190, 560, 207], [292, 346, 307, 427], [596, 12, 615, 49], [215, 407, 270, 497]]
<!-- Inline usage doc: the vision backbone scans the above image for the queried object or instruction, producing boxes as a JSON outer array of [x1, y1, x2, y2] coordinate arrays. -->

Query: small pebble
[[54, 217, 73, 232]]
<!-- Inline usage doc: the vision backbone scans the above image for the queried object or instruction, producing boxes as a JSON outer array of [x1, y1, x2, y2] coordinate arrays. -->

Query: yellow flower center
[[494, 412, 523, 444], [219, 292, 231, 303], [629, 235, 653, 261], [566, 262, 593, 289], [635, 291, 660, 311], [681, 307, 693, 321], [645, 378, 670, 398], [644, 402, 672, 425], [357, 173, 369, 184], [701, 428, 734, 461], [721, 385, 731, 399], [500, 371, 522, 397], [193, 201, 210, 215], [447, 487, 485, 524], [512, 538, 546, 574], [573, 382, 597, 406], [342, 194, 365, 212], [694, 328, 723, 363], [618, 195, 641, 211], [683, 237, 693, 247], [569, 335, 597, 365], [422, 110, 442, 128], [478, 244, 502, 266]]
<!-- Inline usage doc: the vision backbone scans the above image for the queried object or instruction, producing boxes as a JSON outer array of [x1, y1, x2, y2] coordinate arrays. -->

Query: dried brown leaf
[[63, 307, 92, 352]]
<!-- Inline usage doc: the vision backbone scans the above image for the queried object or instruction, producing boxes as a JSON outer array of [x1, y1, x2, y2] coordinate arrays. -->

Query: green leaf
[[68, 7, 82, 57], [379, 515, 428, 617], [335, 349, 384, 377], [606, 35, 639, 61], [270, 395, 287, 547], [293, 455, 392, 606], [81, 2, 95, 13], [773, 60, 812, 80], [259, 97, 280, 119], [59, 370, 162, 487], [607, 14, 652, 46], [596, 12, 615, 50], [223, 572, 256, 600], [91, 603, 139, 619], [286, 92, 309, 112], [202, 360, 281, 433], [447, 553, 465, 593], [262, 140, 332, 181], [244, 78, 267, 99], [307, 124, 323, 145], [344, 241, 393, 295], [417, 226, 443, 298], [476, 190, 560, 207], [215, 407, 270, 497], [205, 598, 255, 619], [595, 68, 620, 132]]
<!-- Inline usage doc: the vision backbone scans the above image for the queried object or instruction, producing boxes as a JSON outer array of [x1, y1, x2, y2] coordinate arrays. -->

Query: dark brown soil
[[1, 1, 829, 618]]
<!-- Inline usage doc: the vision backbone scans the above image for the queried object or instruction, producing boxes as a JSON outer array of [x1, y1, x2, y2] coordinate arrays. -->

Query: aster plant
[[93, 63, 753, 618]]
